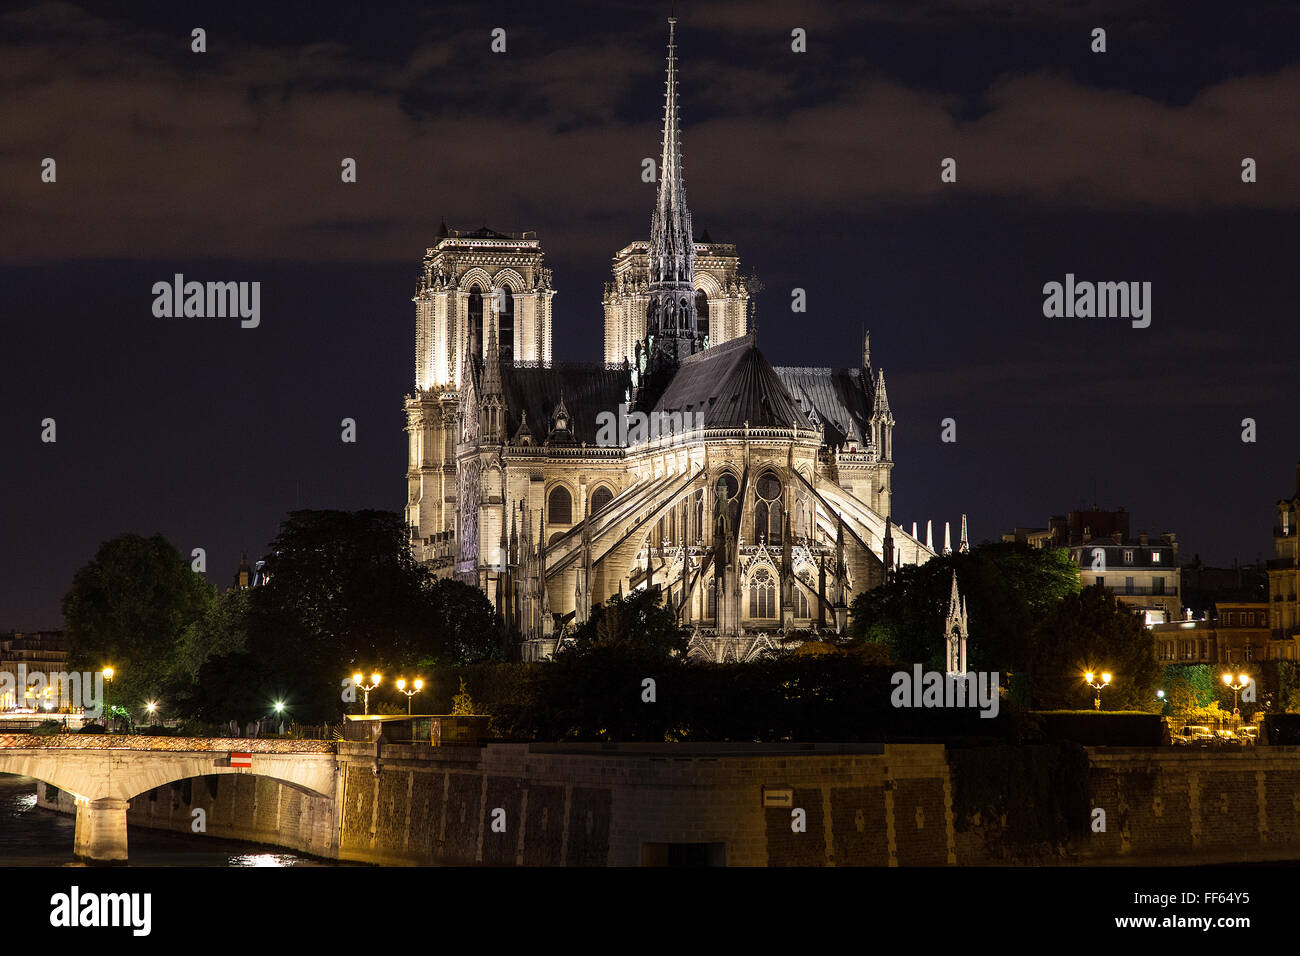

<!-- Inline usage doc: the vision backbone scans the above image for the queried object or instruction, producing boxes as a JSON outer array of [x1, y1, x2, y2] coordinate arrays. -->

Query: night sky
[[2, 0, 1298, 629]]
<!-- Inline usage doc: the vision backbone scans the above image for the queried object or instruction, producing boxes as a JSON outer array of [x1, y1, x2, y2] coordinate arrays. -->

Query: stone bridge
[[0, 735, 337, 862]]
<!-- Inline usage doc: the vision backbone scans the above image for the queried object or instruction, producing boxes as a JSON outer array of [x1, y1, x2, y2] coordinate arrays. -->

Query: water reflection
[[0, 774, 339, 867]]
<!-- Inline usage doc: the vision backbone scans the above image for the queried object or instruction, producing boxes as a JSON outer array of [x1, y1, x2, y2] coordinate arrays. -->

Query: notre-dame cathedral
[[403, 19, 964, 661]]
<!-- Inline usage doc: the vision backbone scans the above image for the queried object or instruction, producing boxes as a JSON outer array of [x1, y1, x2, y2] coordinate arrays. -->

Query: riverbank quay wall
[[29, 741, 1300, 865]]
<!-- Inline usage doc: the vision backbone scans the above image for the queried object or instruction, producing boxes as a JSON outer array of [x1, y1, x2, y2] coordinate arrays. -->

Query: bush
[[1023, 711, 1164, 746], [1265, 713, 1300, 745], [77, 723, 107, 734]]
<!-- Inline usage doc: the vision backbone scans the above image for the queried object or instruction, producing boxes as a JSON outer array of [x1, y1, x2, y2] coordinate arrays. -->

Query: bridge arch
[[0, 739, 337, 862]]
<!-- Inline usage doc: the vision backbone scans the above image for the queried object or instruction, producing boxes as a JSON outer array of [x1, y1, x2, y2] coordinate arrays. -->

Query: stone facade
[[1269, 463, 1300, 641]]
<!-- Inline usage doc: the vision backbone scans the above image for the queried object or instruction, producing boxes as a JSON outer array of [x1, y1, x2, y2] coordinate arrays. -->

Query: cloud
[[0, 1, 1295, 264]]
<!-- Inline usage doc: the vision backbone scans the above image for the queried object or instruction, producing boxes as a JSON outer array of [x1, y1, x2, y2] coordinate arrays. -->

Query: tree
[[560, 586, 689, 659], [451, 677, 477, 716], [848, 542, 1080, 671], [1162, 664, 1214, 715], [238, 510, 446, 721], [176, 587, 250, 682], [62, 533, 212, 708], [428, 578, 503, 666], [1026, 585, 1162, 710]]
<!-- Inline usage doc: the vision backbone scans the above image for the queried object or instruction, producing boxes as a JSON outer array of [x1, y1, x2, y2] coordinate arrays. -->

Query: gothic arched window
[[716, 472, 740, 536], [498, 287, 514, 361], [707, 580, 717, 619], [755, 472, 782, 545], [467, 285, 484, 357], [795, 585, 810, 619], [695, 290, 709, 341], [748, 567, 776, 618], [548, 486, 572, 525], [590, 486, 613, 515]]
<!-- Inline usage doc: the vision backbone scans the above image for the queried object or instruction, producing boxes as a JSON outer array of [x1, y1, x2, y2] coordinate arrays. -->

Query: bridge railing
[[0, 734, 336, 753]]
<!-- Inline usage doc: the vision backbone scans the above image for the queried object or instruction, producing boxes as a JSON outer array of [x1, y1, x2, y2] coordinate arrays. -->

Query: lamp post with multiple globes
[[1084, 671, 1112, 711], [1222, 673, 1250, 719], [352, 672, 382, 716], [396, 678, 424, 715]]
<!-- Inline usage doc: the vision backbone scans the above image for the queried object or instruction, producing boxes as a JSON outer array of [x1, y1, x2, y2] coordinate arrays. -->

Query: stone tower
[[404, 227, 555, 549]]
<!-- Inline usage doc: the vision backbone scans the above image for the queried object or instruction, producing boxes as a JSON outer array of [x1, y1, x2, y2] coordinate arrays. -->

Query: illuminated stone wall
[[35, 741, 1300, 865]]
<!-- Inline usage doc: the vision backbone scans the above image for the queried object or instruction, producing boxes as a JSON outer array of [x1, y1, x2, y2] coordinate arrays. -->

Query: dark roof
[[652, 334, 805, 429], [772, 366, 872, 447], [464, 225, 513, 239], [501, 363, 630, 446]]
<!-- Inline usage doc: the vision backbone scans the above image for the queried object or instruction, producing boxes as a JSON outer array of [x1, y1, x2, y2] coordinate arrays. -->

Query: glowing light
[[1101, 672, 1112, 684], [371, 673, 382, 686], [396, 679, 407, 691], [352, 673, 363, 686], [413, 679, 424, 691], [102, 667, 114, 680]]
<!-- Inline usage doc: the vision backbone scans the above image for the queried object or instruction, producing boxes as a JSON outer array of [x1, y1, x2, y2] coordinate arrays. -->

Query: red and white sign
[[230, 752, 252, 768]]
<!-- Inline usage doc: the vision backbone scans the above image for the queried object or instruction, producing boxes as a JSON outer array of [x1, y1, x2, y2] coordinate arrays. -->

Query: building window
[[590, 486, 613, 515], [1152, 577, 1164, 595], [1124, 550, 1134, 564], [696, 289, 709, 341], [548, 486, 572, 525], [795, 586, 810, 619], [748, 568, 776, 618], [1125, 576, 1134, 593], [497, 287, 514, 361], [754, 472, 782, 545], [707, 582, 716, 619], [1152, 552, 1161, 563], [716, 472, 740, 534], [468, 285, 484, 354]]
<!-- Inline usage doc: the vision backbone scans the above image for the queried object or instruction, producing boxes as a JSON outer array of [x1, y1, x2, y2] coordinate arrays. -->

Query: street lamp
[[102, 667, 114, 731], [1084, 671, 1112, 711], [145, 701, 157, 724], [395, 678, 424, 715], [1222, 672, 1250, 718], [352, 671, 382, 716]]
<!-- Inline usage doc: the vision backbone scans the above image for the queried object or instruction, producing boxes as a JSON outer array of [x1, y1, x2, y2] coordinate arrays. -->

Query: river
[[0, 774, 338, 866]]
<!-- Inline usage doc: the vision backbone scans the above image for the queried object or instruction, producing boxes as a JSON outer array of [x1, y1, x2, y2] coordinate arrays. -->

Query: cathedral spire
[[645, 17, 698, 364]]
